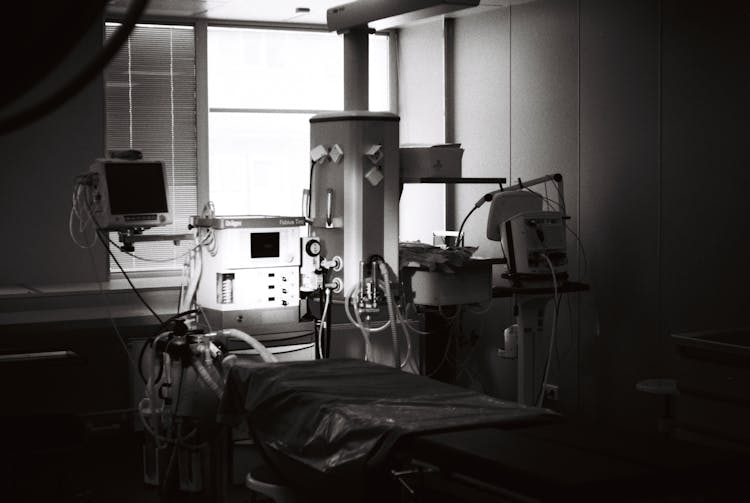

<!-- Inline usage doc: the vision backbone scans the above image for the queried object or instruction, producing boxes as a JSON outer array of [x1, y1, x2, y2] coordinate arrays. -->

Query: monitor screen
[[250, 232, 280, 258], [105, 161, 168, 215]]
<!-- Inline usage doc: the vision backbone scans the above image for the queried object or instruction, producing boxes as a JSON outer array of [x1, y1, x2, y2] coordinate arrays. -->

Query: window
[[207, 27, 390, 216], [103, 23, 391, 272], [104, 23, 198, 272]]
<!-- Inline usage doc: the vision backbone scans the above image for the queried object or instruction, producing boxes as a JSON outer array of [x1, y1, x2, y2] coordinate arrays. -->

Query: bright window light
[[207, 27, 390, 216]]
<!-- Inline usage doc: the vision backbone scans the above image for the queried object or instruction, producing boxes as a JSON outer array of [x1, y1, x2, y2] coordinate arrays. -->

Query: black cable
[[457, 205, 479, 247], [174, 366, 186, 418], [138, 337, 152, 384], [137, 310, 200, 383], [0, 0, 150, 134], [524, 185, 562, 211], [96, 230, 166, 327], [163, 309, 200, 325]]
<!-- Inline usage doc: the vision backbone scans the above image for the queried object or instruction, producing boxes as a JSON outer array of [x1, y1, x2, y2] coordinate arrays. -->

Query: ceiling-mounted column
[[344, 27, 369, 110]]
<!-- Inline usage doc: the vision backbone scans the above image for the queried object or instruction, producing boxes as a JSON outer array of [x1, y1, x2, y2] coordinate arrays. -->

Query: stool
[[246, 464, 304, 503], [636, 378, 678, 435]]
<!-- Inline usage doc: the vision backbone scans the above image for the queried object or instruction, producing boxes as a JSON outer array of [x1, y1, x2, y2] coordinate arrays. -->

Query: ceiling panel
[[106, 0, 525, 26], [107, 0, 344, 24]]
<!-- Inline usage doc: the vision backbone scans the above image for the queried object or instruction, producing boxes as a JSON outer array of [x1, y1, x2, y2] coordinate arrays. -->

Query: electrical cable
[[86, 242, 145, 383], [404, 303, 431, 335], [0, 0, 150, 134], [427, 330, 454, 378], [139, 331, 171, 387], [467, 300, 492, 315], [536, 253, 560, 408], [173, 366, 185, 422], [69, 180, 98, 248], [524, 186, 563, 211], [378, 260, 401, 369], [78, 187, 167, 328], [457, 205, 479, 247], [316, 288, 332, 360], [438, 304, 461, 322], [95, 230, 166, 327], [163, 309, 200, 325], [108, 232, 212, 263], [391, 299, 416, 370], [180, 240, 203, 314], [427, 306, 461, 377], [344, 285, 392, 333]]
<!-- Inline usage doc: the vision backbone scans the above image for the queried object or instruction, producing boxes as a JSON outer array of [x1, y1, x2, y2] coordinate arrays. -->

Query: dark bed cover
[[218, 358, 555, 483]]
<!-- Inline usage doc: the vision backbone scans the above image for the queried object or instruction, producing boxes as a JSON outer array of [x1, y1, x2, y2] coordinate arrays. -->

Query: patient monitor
[[88, 159, 172, 230]]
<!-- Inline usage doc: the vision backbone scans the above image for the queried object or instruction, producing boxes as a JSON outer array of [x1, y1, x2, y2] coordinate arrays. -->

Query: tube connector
[[326, 277, 344, 294], [321, 255, 343, 271]]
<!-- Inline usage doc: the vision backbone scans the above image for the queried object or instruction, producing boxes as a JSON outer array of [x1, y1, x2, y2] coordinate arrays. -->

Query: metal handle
[[326, 188, 334, 228], [302, 188, 311, 219]]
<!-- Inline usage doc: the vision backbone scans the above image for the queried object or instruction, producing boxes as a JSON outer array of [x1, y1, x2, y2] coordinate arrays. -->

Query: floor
[[6, 426, 260, 503]]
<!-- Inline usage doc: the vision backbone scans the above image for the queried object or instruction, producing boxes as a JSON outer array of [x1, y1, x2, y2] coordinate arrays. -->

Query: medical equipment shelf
[[408, 177, 505, 186]]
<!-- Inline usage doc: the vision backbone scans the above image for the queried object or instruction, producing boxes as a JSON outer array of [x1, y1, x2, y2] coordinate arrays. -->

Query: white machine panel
[[213, 267, 300, 310], [195, 217, 305, 313]]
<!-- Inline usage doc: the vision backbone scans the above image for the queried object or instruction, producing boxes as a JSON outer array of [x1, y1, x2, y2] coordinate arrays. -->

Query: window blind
[[104, 23, 197, 272]]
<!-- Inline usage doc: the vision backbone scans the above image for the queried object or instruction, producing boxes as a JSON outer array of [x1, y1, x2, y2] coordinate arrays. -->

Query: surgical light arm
[[482, 173, 564, 212]]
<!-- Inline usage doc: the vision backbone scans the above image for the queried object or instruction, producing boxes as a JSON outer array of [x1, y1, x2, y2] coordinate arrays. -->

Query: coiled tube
[[378, 261, 400, 369], [219, 328, 278, 363], [192, 358, 223, 399]]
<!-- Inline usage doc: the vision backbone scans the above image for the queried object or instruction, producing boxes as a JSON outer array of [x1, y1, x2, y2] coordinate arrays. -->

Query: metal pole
[[344, 27, 369, 110]]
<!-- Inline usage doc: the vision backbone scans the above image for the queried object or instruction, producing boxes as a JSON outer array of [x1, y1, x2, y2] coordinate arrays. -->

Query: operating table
[[218, 359, 749, 502]]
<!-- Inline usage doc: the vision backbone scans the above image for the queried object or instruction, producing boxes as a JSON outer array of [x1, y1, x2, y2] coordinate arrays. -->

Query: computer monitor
[[88, 159, 172, 230]]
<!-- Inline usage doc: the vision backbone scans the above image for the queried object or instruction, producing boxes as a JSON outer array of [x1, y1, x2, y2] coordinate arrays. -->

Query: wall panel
[[579, 0, 660, 426], [0, 21, 106, 285], [510, 0, 581, 414], [398, 20, 447, 244]]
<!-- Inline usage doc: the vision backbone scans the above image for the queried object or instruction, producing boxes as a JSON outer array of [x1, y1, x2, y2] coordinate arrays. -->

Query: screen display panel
[[105, 161, 168, 215], [250, 232, 280, 258]]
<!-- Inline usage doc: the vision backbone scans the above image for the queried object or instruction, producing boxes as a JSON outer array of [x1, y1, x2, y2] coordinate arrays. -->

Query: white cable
[[344, 285, 392, 333], [378, 261, 400, 369], [220, 328, 278, 363], [180, 244, 202, 313], [69, 182, 97, 248], [537, 253, 559, 408], [467, 301, 492, 315], [438, 304, 461, 322], [393, 300, 415, 369], [317, 288, 332, 359], [344, 285, 373, 361], [403, 303, 432, 335]]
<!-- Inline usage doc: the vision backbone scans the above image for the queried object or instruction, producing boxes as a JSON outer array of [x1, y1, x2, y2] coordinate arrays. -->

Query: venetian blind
[[104, 23, 197, 272]]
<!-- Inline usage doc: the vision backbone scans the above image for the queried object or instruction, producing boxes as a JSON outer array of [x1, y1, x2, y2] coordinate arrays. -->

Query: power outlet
[[543, 384, 559, 401]]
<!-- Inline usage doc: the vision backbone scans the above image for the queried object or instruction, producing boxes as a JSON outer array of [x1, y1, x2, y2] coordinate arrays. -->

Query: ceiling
[[105, 0, 530, 26], [106, 0, 346, 25]]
